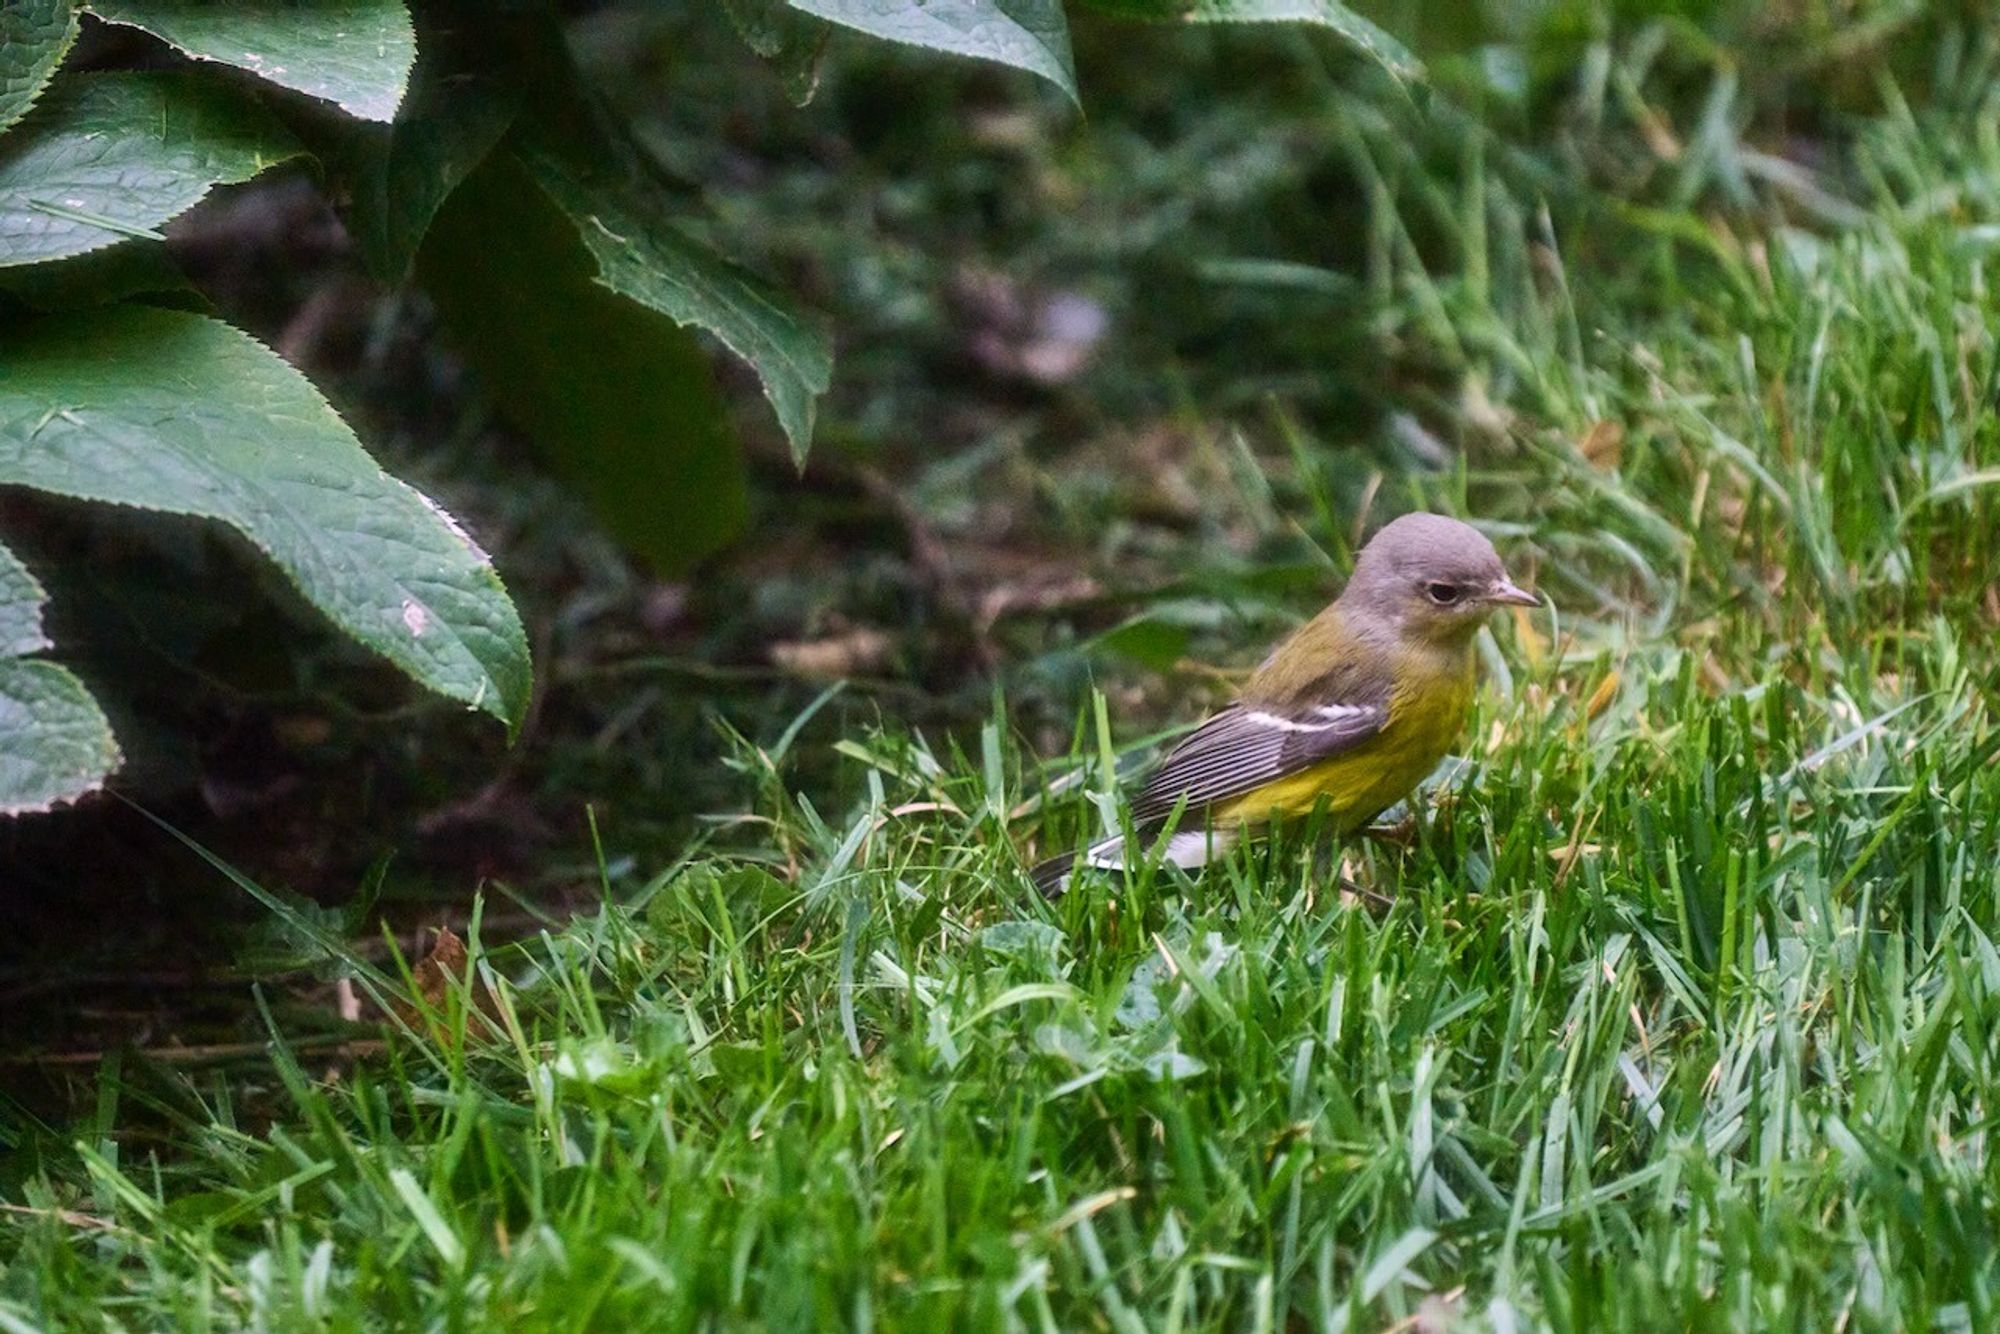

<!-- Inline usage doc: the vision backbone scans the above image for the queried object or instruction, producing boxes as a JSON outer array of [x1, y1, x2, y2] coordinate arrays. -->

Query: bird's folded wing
[[1129, 695, 1388, 825]]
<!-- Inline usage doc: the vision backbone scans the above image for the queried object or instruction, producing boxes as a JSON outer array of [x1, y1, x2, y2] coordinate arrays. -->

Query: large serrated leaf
[[0, 539, 50, 658], [0, 238, 198, 311], [0, 305, 531, 728], [1081, 0, 1419, 80], [787, 0, 1077, 104], [337, 58, 518, 283], [0, 537, 119, 814], [420, 151, 747, 575], [0, 71, 303, 268], [524, 150, 832, 465], [0, 659, 121, 815], [86, 0, 416, 122], [0, 0, 78, 135]]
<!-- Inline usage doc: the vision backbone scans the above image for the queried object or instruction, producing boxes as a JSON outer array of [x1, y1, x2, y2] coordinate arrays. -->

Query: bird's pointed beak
[[1486, 577, 1539, 607]]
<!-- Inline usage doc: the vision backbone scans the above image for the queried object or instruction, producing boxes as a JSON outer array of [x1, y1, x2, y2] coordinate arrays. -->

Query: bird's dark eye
[[1426, 582, 1461, 605]]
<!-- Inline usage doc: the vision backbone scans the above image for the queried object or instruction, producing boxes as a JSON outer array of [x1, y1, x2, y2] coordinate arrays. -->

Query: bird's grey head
[[1340, 512, 1536, 643]]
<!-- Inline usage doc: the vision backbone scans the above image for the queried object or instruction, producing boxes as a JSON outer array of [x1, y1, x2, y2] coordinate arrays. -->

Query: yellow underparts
[[1209, 654, 1475, 834]]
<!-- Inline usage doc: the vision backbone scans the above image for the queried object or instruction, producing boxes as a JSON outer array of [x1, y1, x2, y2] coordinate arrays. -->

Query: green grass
[[9, 5, 2000, 1330]]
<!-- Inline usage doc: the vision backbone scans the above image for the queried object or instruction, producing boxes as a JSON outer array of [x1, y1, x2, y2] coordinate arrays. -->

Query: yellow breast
[[1211, 651, 1474, 832]]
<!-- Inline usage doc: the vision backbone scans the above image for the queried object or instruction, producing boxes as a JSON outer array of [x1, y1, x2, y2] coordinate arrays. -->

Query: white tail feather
[[1056, 827, 1235, 888]]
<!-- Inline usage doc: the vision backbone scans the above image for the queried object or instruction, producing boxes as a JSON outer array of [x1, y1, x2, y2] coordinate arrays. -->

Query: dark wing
[[1128, 694, 1389, 825]]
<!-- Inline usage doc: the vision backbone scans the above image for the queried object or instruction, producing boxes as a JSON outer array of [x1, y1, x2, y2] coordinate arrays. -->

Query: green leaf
[[0, 239, 197, 311], [420, 152, 748, 575], [1080, 0, 1420, 80], [0, 305, 531, 728], [338, 73, 517, 283], [0, 538, 120, 814], [85, 0, 417, 122], [0, 659, 121, 814], [524, 150, 832, 466], [1090, 615, 1191, 671], [786, 0, 1077, 105], [0, 71, 303, 269], [0, 539, 50, 658], [0, 0, 78, 134], [330, 28, 520, 288]]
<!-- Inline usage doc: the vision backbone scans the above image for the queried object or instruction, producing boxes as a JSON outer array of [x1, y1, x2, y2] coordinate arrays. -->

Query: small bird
[[1032, 512, 1536, 894]]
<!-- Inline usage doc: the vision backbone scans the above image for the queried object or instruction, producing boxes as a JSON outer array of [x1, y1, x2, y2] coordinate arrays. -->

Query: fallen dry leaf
[[1579, 419, 1625, 471], [770, 627, 892, 679], [389, 927, 482, 1035]]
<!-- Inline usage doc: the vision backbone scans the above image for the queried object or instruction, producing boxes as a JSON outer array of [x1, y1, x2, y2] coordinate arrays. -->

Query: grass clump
[[4, 652, 1998, 1328]]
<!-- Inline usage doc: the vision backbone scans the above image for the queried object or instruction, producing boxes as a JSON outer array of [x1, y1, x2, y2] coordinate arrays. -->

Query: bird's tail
[[1028, 828, 1234, 897], [1029, 851, 1081, 898], [1029, 832, 1127, 898]]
